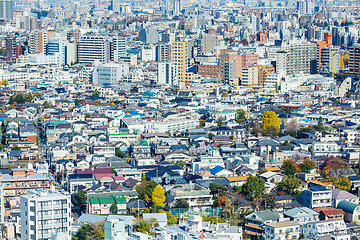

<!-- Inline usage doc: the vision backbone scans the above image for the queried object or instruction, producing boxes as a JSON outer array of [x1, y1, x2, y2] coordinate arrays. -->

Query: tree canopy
[[136, 180, 158, 201], [152, 185, 166, 207], [73, 190, 87, 214], [300, 159, 316, 173], [261, 111, 280, 137], [240, 175, 265, 200], [236, 109, 247, 123], [277, 176, 301, 197]]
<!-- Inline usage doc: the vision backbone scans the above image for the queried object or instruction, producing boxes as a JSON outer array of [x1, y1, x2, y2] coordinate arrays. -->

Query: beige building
[[241, 66, 259, 87], [171, 41, 194, 84], [28, 30, 53, 53]]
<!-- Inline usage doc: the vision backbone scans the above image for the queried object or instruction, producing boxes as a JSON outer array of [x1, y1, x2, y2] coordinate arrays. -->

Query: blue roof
[[209, 166, 225, 175]]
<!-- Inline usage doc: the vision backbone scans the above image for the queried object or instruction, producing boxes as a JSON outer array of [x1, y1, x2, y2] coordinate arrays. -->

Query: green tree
[[236, 109, 247, 123], [282, 159, 298, 176], [91, 90, 99, 97], [316, 117, 325, 132], [300, 159, 316, 173], [110, 203, 117, 214], [75, 223, 92, 240], [209, 182, 227, 195], [86, 223, 104, 240], [11, 146, 21, 151], [152, 185, 166, 208], [277, 176, 301, 196], [73, 190, 87, 214], [133, 218, 159, 235], [136, 180, 158, 201], [261, 111, 280, 137], [240, 175, 265, 200], [115, 147, 127, 158], [217, 119, 223, 126], [175, 199, 189, 208], [327, 177, 352, 191]]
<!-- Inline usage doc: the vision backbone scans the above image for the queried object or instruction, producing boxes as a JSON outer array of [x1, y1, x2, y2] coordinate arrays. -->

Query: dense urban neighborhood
[[1, 0, 360, 239]]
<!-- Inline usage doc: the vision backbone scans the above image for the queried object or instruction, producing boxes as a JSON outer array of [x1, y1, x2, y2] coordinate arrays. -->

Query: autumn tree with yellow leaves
[[152, 185, 166, 208], [261, 111, 281, 138]]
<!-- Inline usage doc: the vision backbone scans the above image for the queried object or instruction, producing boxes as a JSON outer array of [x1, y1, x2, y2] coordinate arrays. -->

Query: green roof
[[114, 196, 126, 204], [88, 198, 100, 204], [99, 197, 116, 204], [338, 200, 360, 213], [88, 196, 127, 204]]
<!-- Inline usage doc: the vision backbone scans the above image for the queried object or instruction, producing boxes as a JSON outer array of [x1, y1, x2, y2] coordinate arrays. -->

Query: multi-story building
[[104, 216, 126, 240], [167, 183, 213, 208], [257, 64, 275, 87], [276, 42, 317, 75], [0, 0, 13, 19], [92, 63, 129, 86], [171, 41, 194, 83], [29, 30, 52, 54], [241, 66, 259, 87], [263, 221, 300, 240], [312, 32, 332, 74], [0, 169, 51, 216], [297, 187, 332, 209], [156, 44, 171, 62], [110, 36, 126, 62], [320, 46, 340, 77], [20, 188, 71, 240], [78, 35, 110, 64], [5, 35, 20, 62], [46, 39, 69, 65], [302, 219, 349, 239], [158, 62, 177, 86], [349, 44, 360, 75], [201, 34, 225, 54]]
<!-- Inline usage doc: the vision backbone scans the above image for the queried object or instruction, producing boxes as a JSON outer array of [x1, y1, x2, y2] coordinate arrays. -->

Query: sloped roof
[[332, 189, 358, 200], [284, 207, 319, 218]]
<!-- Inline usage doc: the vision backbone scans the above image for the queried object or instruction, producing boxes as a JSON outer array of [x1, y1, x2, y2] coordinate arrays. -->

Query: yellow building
[[171, 41, 194, 84]]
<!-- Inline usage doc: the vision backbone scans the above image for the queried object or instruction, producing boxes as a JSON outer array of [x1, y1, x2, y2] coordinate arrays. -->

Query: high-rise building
[[20, 188, 71, 240], [78, 35, 110, 64], [173, 0, 181, 15], [312, 32, 332, 74], [349, 45, 360, 76], [156, 44, 171, 62], [46, 39, 69, 65], [110, 0, 121, 13], [171, 41, 194, 83], [201, 34, 225, 54], [110, 36, 126, 62], [276, 42, 317, 75], [297, 0, 314, 14], [241, 66, 259, 87], [158, 62, 177, 86], [28, 30, 52, 54], [5, 35, 18, 62], [0, 0, 13, 19], [320, 46, 340, 77], [92, 63, 129, 86], [257, 64, 275, 87], [138, 26, 158, 45]]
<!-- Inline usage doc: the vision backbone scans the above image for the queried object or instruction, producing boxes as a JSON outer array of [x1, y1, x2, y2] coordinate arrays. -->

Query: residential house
[[302, 219, 350, 239], [263, 221, 300, 240], [143, 213, 167, 227], [244, 210, 280, 237], [297, 186, 332, 209], [166, 183, 212, 208], [332, 189, 359, 207], [87, 196, 127, 214], [225, 176, 249, 188], [283, 207, 320, 224], [259, 171, 285, 183], [313, 207, 345, 221]]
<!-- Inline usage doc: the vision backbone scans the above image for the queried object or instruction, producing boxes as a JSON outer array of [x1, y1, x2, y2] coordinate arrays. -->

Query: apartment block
[[78, 35, 110, 64], [20, 188, 71, 240]]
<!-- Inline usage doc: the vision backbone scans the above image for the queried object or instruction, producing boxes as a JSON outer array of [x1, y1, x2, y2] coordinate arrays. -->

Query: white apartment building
[[78, 35, 109, 64], [241, 66, 258, 87], [158, 62, 177, 86], [20, 188, 71, 240], [263, 221, 300, 240], [92, 62, 129, 86], [302, 219, 350, 240]]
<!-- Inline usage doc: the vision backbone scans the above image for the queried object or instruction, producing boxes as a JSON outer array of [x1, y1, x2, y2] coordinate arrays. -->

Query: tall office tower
[[92, 63, 129, 86], [158, 62, 177, 86], [0, 0, 14, 19], [297, 0, 314, 15], [110, 36, 126, 62], [28, 30, 52, 54], [173, 0, 181, 15], [20, 188, 71, 240], [78, 35, 110, 64], [46, 39, 69, 65], [138, 26, 158, 45], [110, 0, 121, 13], [312, 32, 333, 73], [156, 44, 171, 62], [276, 42, 317, 75], [250, 14, 261, 34], [320, 46, 340, 77], [349, 45, 360, 75]]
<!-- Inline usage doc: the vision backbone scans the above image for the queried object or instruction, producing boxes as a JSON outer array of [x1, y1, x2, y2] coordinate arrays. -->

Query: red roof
[[75, 168, 112, 175], [313, 207, 345, 215], [94, 173, 115, 179], [113, 176, 126, 181]]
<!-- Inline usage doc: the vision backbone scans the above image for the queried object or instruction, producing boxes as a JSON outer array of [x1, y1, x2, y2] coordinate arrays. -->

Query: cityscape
[[0, 0, 360, 239]]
